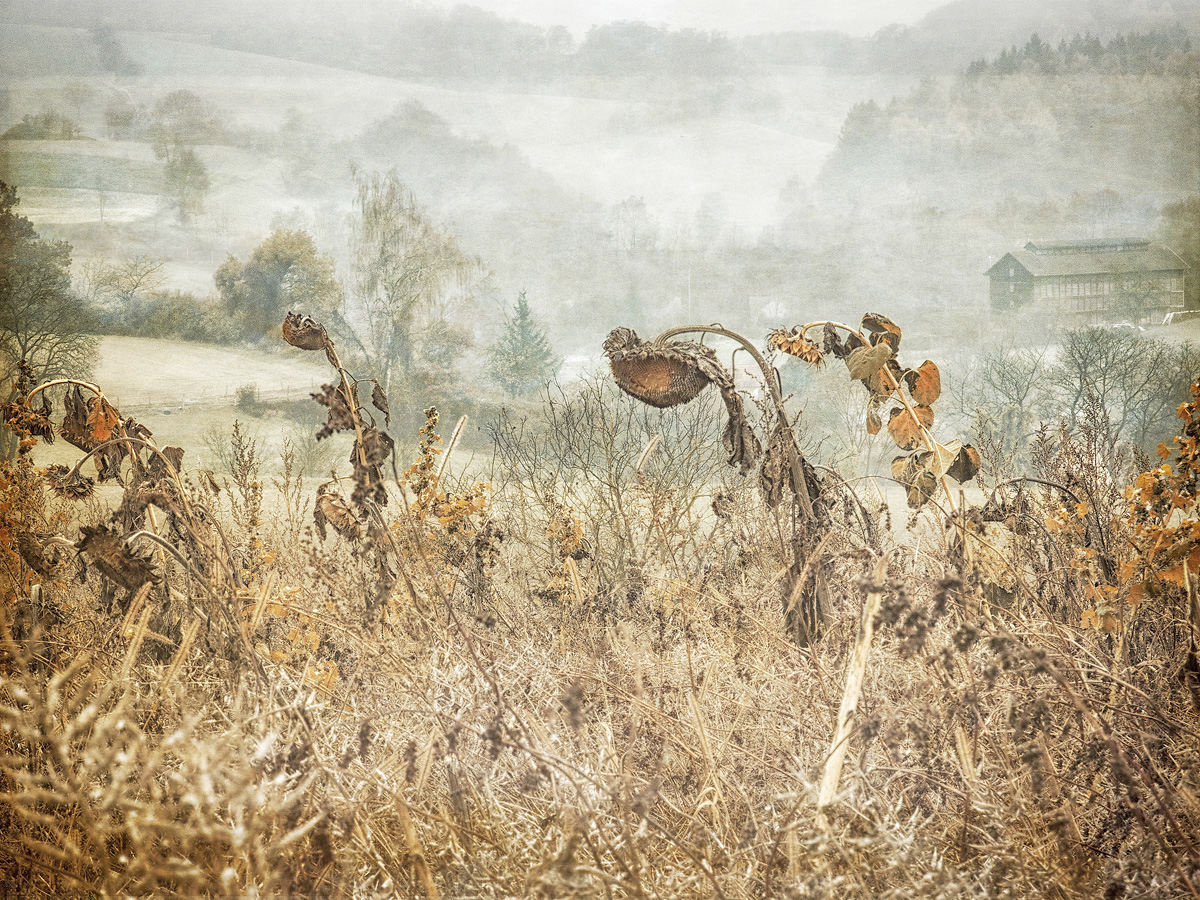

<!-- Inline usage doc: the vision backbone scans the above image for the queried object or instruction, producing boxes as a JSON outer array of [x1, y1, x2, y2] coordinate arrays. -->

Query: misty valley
[[2, 2, 1200, 898]]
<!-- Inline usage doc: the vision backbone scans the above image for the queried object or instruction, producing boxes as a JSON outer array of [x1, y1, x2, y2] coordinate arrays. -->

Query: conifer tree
[[487, 292, 560, 397]]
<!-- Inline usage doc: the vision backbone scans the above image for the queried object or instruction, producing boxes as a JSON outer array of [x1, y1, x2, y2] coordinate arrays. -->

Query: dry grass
[[2, 356, 1200, 899]]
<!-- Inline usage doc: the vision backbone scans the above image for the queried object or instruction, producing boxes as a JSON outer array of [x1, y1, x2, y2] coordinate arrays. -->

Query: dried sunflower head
[[767, 328, 823, 367], [45, 464, 95, 500], [604, 327, 761, 473], [603, 327, 720, 409], [282, 311, 329, 351]]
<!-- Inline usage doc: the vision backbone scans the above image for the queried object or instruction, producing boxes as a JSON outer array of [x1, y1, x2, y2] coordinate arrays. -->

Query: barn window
[[1009, 267, 1015, 277]]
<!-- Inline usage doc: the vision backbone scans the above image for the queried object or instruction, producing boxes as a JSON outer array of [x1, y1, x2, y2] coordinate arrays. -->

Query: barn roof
[[986, 243, 1188, 278]]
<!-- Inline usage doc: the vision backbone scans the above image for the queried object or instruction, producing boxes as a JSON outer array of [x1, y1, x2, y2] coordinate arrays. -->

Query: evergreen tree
[[487, 292, 560, 397]]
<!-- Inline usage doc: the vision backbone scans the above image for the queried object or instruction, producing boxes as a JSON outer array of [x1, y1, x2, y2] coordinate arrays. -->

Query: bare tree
[[342, 170, 488, 403], [1050, 326, 1196, 448]]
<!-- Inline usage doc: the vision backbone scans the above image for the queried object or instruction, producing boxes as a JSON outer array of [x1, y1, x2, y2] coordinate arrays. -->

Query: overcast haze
[[417, 0, 950, 35]]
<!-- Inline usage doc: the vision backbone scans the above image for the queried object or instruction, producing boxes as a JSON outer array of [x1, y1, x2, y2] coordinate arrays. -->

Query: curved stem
[[654, 324, 815, 522], [27, 378, 103, 402], [69, 436, 241, 588], [66, 436, 196, 521], [987, 476, 1083, 510]]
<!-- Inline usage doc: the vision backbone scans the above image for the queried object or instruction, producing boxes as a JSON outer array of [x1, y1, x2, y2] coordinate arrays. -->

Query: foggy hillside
[[0, 0, 1197, 446]]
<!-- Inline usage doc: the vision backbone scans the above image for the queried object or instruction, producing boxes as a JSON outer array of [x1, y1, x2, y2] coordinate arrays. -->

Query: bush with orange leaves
[[1124, 377, 1200, 699]]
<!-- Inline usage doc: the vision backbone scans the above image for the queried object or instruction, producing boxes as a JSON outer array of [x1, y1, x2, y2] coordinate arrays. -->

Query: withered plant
[[604, 324, 835, 644]]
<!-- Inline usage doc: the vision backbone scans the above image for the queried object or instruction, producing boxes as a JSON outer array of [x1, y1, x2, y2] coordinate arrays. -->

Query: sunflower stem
[[654, 324, 816, 523]]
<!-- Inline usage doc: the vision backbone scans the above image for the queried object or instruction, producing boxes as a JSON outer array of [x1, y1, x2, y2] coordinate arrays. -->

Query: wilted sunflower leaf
[[907, 469, 938, 509], [719, 387, 762, 475], [359, 427, 395, 467], [312, 384, 355, 441], [151, 446, 185, 480], [861, 313, 902, 350], [60, 385, 92, 451], [866, 398, 883, 435], [845, 343, 892, 381], [929, 439, 961, 478], [887, 404, 934, 451], [904, 360, 942, 406], [95, 444, 127, 483], [869, 331, 900, 352], [891, 454, 936, 508], [315, 488, 360, 541], [947, 444, 982, 484], [371, 382, 390, 426], [86, 396, 121, 445], [822, 324, 849, 360]]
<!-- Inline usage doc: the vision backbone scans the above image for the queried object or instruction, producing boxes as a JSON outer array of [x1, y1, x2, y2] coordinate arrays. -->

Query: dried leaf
[[719, 386, 762, 474], [86, 396, 121, 444], [866, 398, 883, 435], [907, 469, 937, 509], [903, 360, 942, 406], [861, 312, 902, 347], [946, 444, 982, 484], [822, 324, 849, 360], [95, 444, 126, 483], [891, 453, 937, 508], [929, 439, 961, 478], [314, 488, 360, 541], [887, 404, 934, 452], [359, 427, 394, 467], [371, 382, 390, 426], [59, 385, 93, 451], [156, 446, 185, 478], [845, 343, 892, 381], [350, 431, 390, 507], [77, 524, 160, 592], [767, 328, 823, 366], [759, 421, 819, 509], [281, 311, 329, 351], [312, 384, 355, 441]]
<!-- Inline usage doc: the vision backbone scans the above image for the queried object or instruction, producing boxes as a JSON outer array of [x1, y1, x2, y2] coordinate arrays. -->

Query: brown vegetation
[[1, 315, 1198, 899]]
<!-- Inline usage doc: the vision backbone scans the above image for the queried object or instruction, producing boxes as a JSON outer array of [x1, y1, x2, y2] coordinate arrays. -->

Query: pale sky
[[419, 0, 951, 36]]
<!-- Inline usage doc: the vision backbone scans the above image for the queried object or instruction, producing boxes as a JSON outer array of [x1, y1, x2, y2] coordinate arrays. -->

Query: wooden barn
[[986, 238, 1188, 324]]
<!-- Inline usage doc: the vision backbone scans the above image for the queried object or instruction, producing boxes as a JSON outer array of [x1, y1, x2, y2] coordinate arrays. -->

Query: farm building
[[986, 238, 1188, 324]]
